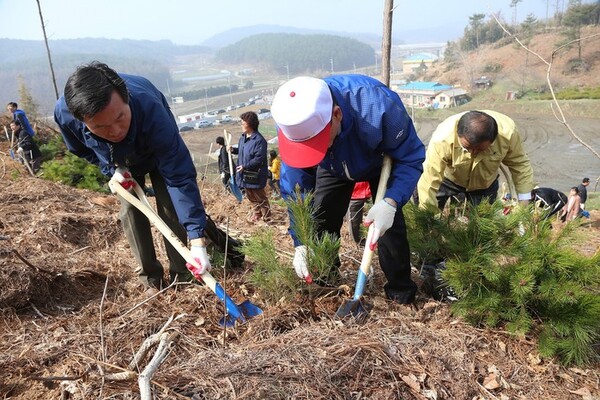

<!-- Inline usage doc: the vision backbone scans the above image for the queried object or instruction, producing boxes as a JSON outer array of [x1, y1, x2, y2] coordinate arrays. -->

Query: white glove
[[111, 167, 136, 193], [16, 147, 24, 154], [187, 245, 212, 278], [220, 172, 226, 179], [293, 245, 312, 283], [364, 199, 397, 251]]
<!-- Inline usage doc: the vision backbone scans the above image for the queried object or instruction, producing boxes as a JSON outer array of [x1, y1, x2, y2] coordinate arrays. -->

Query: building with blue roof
[[394, 81, 470, 109], [402, 52, 439, 75]]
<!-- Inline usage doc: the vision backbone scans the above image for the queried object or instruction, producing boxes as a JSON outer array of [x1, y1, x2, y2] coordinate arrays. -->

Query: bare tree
[[491, 12, 600, 187], [36, 0, 59, 100]]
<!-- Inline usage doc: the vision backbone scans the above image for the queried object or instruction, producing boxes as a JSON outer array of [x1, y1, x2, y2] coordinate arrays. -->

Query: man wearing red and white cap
[[272, 75, 425, 304]]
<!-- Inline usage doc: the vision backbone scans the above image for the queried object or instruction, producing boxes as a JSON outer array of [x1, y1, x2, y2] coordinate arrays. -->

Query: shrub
[[405, 201, 600, 366]]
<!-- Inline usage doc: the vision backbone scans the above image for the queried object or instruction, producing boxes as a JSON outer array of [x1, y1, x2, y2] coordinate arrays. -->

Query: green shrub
[[405, 201, 600, 366], [41, 152, 109, 193]]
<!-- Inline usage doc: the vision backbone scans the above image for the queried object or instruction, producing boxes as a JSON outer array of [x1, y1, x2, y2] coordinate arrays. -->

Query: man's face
[[9, 122, 18, 132], [458, 136, 492, 157], [83, 91, 131, 143], [7, 104, 16, 114]]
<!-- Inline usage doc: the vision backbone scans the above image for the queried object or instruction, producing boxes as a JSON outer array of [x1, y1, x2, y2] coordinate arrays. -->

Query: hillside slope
[[428, 26, 600, 90]]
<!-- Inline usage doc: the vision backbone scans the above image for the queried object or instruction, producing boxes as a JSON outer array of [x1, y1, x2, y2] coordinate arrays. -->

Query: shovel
[[109, 180, 262, 327], [223, 129, 243, 202], [335, 155, 392, 321], [5, 125, 15, 160]]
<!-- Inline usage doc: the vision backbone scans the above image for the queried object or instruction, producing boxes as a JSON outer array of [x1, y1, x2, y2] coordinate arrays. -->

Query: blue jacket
[[280, 74, 425, 243], [233, 131, 268, 189], [54, 74, 207, 239], [13, 109, 35, 137]]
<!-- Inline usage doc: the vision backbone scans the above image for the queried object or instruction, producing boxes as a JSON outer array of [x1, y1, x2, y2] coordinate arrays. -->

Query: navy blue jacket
[[54, 74, 207, 239], [280, 74, 425, 245], [13, 109, 35, 137], [232, 131, 268, 189]]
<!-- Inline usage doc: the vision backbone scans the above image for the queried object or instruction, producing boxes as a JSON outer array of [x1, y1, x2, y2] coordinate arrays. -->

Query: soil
[[0, 111, 599, 399], [1, 28, 600, 398]]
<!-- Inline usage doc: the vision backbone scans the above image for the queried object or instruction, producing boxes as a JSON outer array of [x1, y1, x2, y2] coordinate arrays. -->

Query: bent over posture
[[54, 62, 242, 293], [272, 75, 425, 304]]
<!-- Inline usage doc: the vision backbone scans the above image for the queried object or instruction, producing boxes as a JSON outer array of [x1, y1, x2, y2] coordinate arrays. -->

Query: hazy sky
[[0, 0, 573, 45]]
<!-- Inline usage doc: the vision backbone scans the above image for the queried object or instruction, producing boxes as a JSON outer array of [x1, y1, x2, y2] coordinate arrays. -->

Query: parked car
[[257, 108, 270, 114], [179, 126, 193, 132], [194, 120, 212, 129]]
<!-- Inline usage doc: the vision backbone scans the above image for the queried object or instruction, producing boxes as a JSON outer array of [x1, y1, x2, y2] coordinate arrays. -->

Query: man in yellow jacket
[[417, 110, 535, 210]]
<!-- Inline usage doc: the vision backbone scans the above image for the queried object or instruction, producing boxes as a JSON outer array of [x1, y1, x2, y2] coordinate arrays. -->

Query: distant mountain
[[202, 24, 461, 49]]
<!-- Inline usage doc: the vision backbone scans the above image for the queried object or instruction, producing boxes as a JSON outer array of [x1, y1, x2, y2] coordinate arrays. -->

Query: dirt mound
[[0, 140, 599, 399]]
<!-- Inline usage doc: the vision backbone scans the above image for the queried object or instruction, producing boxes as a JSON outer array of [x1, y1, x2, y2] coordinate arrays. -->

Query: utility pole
[[382, 0, 394, 87], [285, 63, 290, 81], [330, 58, 334, 74], [35, 0, 59, 100], [204, 87, 208, 114]]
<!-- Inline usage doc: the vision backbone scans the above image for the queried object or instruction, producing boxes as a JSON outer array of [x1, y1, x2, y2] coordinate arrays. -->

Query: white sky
[[0, 0, 576, 45]]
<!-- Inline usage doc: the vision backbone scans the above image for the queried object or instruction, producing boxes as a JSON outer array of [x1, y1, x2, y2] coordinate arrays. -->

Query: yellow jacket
[[417, 110, 535, 209], [269, 156, 281, 180]]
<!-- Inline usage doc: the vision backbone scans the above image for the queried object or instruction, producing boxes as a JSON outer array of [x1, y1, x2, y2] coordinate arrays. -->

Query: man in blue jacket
[[54, 62, 218, 294], [272, 75, 425, 304], [7, 102, 35, 137]]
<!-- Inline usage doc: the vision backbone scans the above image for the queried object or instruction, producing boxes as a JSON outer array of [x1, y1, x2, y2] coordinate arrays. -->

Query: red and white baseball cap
[[271, 76, 333, 168]]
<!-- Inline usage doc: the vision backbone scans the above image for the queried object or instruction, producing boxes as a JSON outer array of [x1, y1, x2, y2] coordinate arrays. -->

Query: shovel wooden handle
[[109, 180, 220, 291], [352, 155, 393, 300], [223, 129, 235, 177]]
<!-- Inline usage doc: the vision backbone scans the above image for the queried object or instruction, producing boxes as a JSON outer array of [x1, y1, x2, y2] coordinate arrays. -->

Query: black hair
[[10, 119, 20, 126], [457, 111, 498, 145], [571, 186, 580, 194], [269, 149, 277, 159], [240, 111, 259, 131], [64, 61, 129, 121], [216, 136, 225, 145], [7, 102, 17, 108]]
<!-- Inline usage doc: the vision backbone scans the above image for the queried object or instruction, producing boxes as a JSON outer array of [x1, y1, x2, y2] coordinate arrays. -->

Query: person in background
[[417, 110, 535, 211], [561, 186, 582, 222], [577, 177, 590, 210], [231, 111, 271, 222], [531, 187, 567, 221], [53, 61, 243, 295], [7, 102, 35, 137], [268, 149, 281, 198], [10, 120, 41, 173], [347, 181, 371, 245], [272, 75, 425, 304], [216, 136, 234, 193]]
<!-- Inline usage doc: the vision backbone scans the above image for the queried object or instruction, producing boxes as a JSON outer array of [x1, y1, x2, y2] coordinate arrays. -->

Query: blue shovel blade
[[230, 178, 243, 202], [219, 300, 263, 327]]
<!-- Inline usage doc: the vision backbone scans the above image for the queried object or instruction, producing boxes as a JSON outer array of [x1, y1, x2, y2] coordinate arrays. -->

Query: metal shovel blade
[[229, 176, 243, 202], [219, 300, 263, 327], [335, 298, 372, 323]]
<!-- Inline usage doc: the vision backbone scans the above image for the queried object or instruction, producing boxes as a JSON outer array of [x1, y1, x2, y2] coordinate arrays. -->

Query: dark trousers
[[437, 177, 499, 210], [347, 199, 367, 244], [222, 172, 231, 192], [314, 166, 416, 304], [117, 169, 188, 289]]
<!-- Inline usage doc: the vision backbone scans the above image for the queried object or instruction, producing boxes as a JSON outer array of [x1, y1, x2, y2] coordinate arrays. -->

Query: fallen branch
[[12, 249, 54, 275], [138, 331, 179, 399]]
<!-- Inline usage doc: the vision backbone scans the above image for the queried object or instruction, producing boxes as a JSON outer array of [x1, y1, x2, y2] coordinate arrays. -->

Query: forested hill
[[0, 38, 211, 115], [216, 33, 374, 74]]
